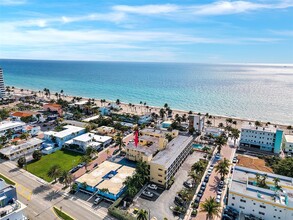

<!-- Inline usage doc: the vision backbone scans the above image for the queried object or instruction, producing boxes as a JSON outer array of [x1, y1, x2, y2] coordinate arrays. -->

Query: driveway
[[194, 144, 235, 220], [134, 151, 205, 220]]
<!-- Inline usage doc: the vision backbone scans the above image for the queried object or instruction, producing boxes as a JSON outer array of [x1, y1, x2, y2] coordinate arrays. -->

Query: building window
[[259, 212, 265, 216], [158, 174, 162, 177], [158, 180, 162, 183], [231, 203, 234, 206], [260, 205, 266, 209], [240, 199, 246, 203], [232, 197, 235, 200], [239, 206, 245, 209]]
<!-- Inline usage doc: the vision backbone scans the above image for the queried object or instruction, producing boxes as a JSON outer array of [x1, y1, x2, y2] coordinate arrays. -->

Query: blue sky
[[0, 0, 292, 63]]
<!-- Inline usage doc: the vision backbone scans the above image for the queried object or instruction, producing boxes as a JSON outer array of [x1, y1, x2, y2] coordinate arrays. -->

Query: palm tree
[[188, 171, 199, 186], [80, 155, 91, 172], [192, 161, 206, 174], [273, 177, 281, 190], [86, 146, 97, 158], [115, 132, 125, 151], [137, 209, 148, 220], [215, 158, 230, 180], [200, 197, 221, 220], [215, 136, 227, 153], [231, 128, 240, 147], [159, 108, 165, 119], [59, 171, 73, 187], [218, 122, 224, 128], [47, 165, 62, 183]]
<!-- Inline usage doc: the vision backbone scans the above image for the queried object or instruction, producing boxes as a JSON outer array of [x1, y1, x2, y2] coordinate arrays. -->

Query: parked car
[[174, 197, 184, 206], [93, 163, 98, 168], [207, 170, 212, 175], [217, 188, 223, 195], [113, 149, 120, 155], [69, 167, 79, 174], [222, 214, 233, 220], [94, 196, 102, 205], [216, 195, 221, 203], [204, 176, 209, 182], [219, 181, 224, 188], [210, 164, 214, 169], [77, 162, 86, 168], [215, 153, 221, 160], [147, 184, 158, 190], [183, 181, 193, 188], [142, 190, 154, 198], [232, 157, 238, 163]]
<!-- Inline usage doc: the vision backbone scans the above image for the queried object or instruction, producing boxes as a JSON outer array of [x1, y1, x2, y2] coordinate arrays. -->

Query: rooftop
[[241, 123, 280, 133], [285, 135, 293, 143], [43, 103, 61, 108], [76, 161, 135, 195], [71, 132, 112, 143], [44, 125, 85, 139], [0, 121, 25, 132], [230, 166, 293, 207], [151, 135, 193, 167], [82, 115, 100, 122], [11, 111, 34, 117], [0, 138, 43, 156]]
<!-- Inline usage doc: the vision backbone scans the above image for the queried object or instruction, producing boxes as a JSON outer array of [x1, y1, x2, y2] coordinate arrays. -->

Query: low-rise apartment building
[[43, 125, 86, 148], [283, 135, 293, 154], [65, 132, 112, 153], [0, 121, 26, 137], [125, 128, 178, 162], [0, 179, 27, 220], [239, 124, 283, 154], [150, 135, 193, 187], [0, 138, 43, 160], [43, 103, 63, 116], [227, 166, 293, 220]]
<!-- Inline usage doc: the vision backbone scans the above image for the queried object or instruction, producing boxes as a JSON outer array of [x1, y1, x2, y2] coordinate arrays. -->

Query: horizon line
[[0, 57, 293, 66]]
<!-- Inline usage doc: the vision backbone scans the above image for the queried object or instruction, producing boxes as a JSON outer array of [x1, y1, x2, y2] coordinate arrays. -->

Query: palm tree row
[[215, 158, 231, 180]]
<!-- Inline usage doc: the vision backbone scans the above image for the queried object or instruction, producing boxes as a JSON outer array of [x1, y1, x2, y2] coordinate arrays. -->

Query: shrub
[[17, 156, 26, 168]]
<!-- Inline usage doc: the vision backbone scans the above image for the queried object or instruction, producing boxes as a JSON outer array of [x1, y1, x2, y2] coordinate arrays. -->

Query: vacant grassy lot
[[27, 150, 82, 182]]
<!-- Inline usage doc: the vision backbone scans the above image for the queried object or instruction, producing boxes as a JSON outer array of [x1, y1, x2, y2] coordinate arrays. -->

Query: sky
[[0, 0, 293, 63]]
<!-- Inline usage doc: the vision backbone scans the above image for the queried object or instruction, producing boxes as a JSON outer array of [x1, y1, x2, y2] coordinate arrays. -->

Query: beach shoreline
[[6, 86, 291, 132]]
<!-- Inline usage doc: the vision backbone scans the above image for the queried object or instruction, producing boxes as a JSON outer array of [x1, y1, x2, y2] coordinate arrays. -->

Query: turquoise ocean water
[[0, 59, 292, 124]]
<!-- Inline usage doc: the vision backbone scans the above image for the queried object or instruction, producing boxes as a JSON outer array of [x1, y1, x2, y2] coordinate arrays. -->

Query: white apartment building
[[0, 138, 43, 160], [0, 68, 5, 98], [65, 132, 112, 153], [0, 179, 27, 220], [240, 124, 283, 154], [227, 166, 293, 220], [283, 135, 293, 153], [188, 114, 205, 132], [0, 121, 26, 137], [43, 125, 86, 147]]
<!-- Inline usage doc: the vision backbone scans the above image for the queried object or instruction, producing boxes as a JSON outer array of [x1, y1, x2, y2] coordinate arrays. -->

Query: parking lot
[[133, 151, 205, 220]]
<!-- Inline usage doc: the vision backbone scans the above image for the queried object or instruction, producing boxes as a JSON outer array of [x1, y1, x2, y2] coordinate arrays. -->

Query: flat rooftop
[[230, 166, 293, 207], [241, 123, 279, 133], [0, 121, 25, 132], [285, 135, 293, 143], [151, 135, 193, 168], [44, 125, 85, 139], [0, 138, 43, 156], [98, 165, 135, 195], [82, 115, 100, 122], [76, 161, 135, 195], [126, 142, 158, 156]]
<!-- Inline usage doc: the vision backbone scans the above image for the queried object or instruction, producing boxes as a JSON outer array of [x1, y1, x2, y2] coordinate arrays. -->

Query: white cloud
[[0, 0, 26, 5], [112, 4, 178, 15], [113, 1, 293, 16]]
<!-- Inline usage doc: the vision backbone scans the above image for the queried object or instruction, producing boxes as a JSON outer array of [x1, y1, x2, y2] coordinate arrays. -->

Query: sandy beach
[[5, 87, 292, 134]]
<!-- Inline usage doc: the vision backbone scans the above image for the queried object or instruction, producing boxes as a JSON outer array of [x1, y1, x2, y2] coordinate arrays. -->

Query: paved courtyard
[[134, 151, 205, 220]]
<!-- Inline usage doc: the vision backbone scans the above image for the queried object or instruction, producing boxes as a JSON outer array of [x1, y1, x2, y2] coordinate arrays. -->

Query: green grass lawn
[[0, 173, 15, 185], [53, 207, 75, 220], [27, 149, 82, 182]]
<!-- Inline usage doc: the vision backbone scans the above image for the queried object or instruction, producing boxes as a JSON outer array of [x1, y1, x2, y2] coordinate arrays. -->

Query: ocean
[[0, 59, 292, 125]]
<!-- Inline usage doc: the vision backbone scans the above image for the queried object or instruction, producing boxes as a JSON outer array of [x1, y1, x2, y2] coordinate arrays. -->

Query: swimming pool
[[193, 144, 203, 149]]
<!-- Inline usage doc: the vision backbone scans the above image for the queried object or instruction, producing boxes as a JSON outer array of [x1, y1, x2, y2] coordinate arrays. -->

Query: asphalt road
[[0, 160, 115, 220]]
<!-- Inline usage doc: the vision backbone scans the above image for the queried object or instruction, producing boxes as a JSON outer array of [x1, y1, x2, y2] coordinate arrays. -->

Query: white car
[[216, 195, 221, 203], [217, 189, 223, 195], [147, 184, 158, 190], [94, 197, 102, 205]]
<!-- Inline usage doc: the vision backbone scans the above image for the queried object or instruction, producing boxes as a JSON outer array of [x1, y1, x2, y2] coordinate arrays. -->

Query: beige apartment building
[[125, 128, 179, 162], [150, 135, 193, 187]]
